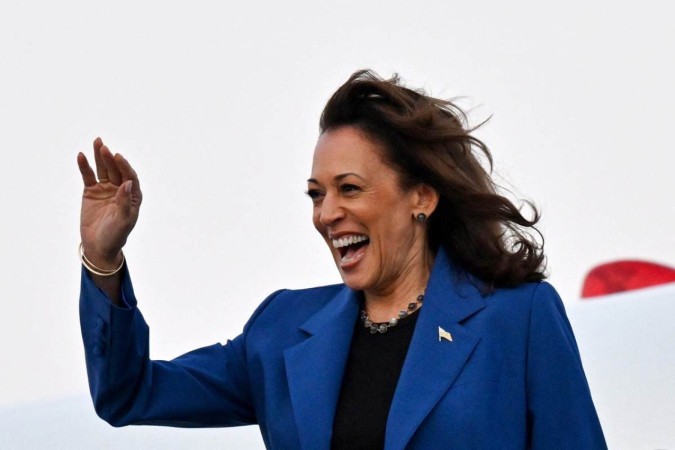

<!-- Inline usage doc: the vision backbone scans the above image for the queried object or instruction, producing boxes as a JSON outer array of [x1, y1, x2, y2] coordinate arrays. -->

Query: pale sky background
[[0, 0, 673, 448]]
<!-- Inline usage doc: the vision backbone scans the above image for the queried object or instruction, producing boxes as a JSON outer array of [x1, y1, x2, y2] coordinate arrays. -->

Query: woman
[[78, 70, 607, 449]]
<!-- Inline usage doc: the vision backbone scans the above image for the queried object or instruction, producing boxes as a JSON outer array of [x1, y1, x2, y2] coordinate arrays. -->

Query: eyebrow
[[307, 172, 366, 184]]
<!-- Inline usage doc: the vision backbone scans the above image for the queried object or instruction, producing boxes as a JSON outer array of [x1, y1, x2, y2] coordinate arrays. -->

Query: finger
[[115, 180, 134, 219], [100, 145, 123, 185], [115, 153, 142, 193], [77, 152, 98, 187], [93, 137, 110, 182]]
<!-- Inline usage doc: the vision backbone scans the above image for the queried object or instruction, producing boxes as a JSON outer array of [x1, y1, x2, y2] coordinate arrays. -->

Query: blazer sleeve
[[525, 282, 607, 449], [79, 265, 282, 428]]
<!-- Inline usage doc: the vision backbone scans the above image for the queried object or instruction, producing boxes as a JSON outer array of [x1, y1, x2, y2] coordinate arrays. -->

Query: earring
[[415, 213, 427, 223]]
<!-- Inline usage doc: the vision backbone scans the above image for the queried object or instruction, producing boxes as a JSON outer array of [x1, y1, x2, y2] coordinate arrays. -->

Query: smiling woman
[[77, 70, 607, 449], [308, 126, 437, 308]]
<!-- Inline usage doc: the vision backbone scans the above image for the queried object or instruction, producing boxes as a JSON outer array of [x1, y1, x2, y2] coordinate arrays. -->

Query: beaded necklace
[[360, 294, 424, 334]]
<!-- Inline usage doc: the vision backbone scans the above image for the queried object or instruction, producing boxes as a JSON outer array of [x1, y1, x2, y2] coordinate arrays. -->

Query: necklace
[[360, 294, 424, 334]]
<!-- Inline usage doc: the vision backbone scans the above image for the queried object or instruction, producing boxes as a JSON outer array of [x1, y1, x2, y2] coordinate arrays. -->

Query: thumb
[[115, 180, 133, 218]]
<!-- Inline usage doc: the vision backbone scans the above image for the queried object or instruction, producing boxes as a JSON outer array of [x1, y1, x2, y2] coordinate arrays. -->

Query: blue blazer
[[80, 250, 607, 449]]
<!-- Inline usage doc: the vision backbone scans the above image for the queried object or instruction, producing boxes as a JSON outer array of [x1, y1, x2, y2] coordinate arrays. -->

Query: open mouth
[[332, 234, 370, 264]]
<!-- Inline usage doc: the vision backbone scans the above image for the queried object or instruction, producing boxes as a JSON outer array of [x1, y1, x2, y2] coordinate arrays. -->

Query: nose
[[317, 192, 345, 228]]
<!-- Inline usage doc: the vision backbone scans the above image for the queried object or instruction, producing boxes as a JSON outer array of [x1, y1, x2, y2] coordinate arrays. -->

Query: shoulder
[[239, 283, 348, 361], [243, 283, 346, 332], [270, 283, 346, 305], [492, 281, 570, 329], [463, 281, 570, 351], [480, 280, 562, 318], [480, 280, 582, 368], [257, 283, 345, 314], [488, 280, 557, 300]]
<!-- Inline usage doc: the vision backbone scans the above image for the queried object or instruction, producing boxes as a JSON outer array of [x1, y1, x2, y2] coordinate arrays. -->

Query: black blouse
[[331, 309, 420, 450]]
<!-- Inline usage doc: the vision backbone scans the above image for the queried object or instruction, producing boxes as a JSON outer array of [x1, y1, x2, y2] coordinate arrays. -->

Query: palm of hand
[[77, 138, 142, 264]]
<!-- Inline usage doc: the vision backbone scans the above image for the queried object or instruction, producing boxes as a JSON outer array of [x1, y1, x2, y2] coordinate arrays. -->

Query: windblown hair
[[320, 70, 546, 288]]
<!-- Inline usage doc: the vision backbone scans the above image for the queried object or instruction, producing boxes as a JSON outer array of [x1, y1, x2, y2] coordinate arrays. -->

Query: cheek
[[372, 215, 416, 255], [376, 208, 413, 238], [312, 208, 323, 233]]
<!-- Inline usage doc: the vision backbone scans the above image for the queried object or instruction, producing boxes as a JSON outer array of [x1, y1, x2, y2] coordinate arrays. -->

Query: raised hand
[[77, 137, 142, 270]]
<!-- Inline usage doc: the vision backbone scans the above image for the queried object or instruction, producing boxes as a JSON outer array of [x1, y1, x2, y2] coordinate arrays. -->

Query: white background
[[1, 1, 673, 448]]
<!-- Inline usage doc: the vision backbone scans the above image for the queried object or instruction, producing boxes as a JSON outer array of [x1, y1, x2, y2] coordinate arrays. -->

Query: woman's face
[[308, 126, 431, 295]]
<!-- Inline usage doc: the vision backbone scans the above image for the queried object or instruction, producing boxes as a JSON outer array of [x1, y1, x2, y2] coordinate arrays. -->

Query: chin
[[336, 265, 372, 291], [340, 277, 368, 291], [342, 278, 366, 291]]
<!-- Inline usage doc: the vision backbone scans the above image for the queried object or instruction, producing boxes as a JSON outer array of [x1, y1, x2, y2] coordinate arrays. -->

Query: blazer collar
[[284, 249, 486, 450], [385, 249, 486, 450], [284, 285, 359, 450]]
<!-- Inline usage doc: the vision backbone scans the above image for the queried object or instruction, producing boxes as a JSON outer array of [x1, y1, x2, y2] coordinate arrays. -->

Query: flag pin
[[438, 326, 453, 342]]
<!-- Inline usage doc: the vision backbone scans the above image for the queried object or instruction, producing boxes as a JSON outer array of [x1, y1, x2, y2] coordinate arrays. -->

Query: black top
[[331, 308, 420, 450]]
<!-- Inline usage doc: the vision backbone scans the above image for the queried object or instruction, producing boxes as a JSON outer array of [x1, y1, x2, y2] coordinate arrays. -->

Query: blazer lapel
[[284, 286, 359, 450], [385, 251, 486, 450]]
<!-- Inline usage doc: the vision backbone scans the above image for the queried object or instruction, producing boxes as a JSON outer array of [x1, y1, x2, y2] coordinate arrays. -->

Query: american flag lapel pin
[[438, 326, 453, 342]]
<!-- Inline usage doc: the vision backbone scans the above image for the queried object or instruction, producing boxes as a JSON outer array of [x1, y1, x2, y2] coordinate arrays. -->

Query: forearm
[[88, 270, 123, 306], [79, 268, 256, 427], [80, 269, 151, 425]]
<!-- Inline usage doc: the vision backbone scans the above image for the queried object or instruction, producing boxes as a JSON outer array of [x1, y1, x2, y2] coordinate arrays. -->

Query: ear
[[411, 183, 439, 217]]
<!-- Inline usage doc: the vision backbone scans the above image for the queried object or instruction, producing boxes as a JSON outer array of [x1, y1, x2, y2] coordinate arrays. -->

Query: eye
[[340, 183, 361, 194], [305, 189, 323, 201]]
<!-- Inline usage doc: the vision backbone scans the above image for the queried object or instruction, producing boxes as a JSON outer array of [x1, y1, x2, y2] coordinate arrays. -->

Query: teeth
[[332, 234, 368, 249]]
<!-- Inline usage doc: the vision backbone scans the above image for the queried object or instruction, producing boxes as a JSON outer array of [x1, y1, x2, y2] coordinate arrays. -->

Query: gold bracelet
[[79, 243, 125, 276]]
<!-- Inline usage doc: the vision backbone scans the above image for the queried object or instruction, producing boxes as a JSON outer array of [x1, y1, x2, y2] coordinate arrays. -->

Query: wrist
[[79, 243, 125, 276], [81, 245, 122, 267]]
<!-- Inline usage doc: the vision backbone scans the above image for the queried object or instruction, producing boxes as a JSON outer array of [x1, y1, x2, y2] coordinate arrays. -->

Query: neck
[[363, 248, 434, 322]]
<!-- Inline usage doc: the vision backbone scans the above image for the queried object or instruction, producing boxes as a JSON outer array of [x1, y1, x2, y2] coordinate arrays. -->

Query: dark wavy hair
[[319, 70, 546, 288]]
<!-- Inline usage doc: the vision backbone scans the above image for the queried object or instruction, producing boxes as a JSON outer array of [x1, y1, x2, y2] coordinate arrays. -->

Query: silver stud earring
[[415, 213, 427, 223]]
